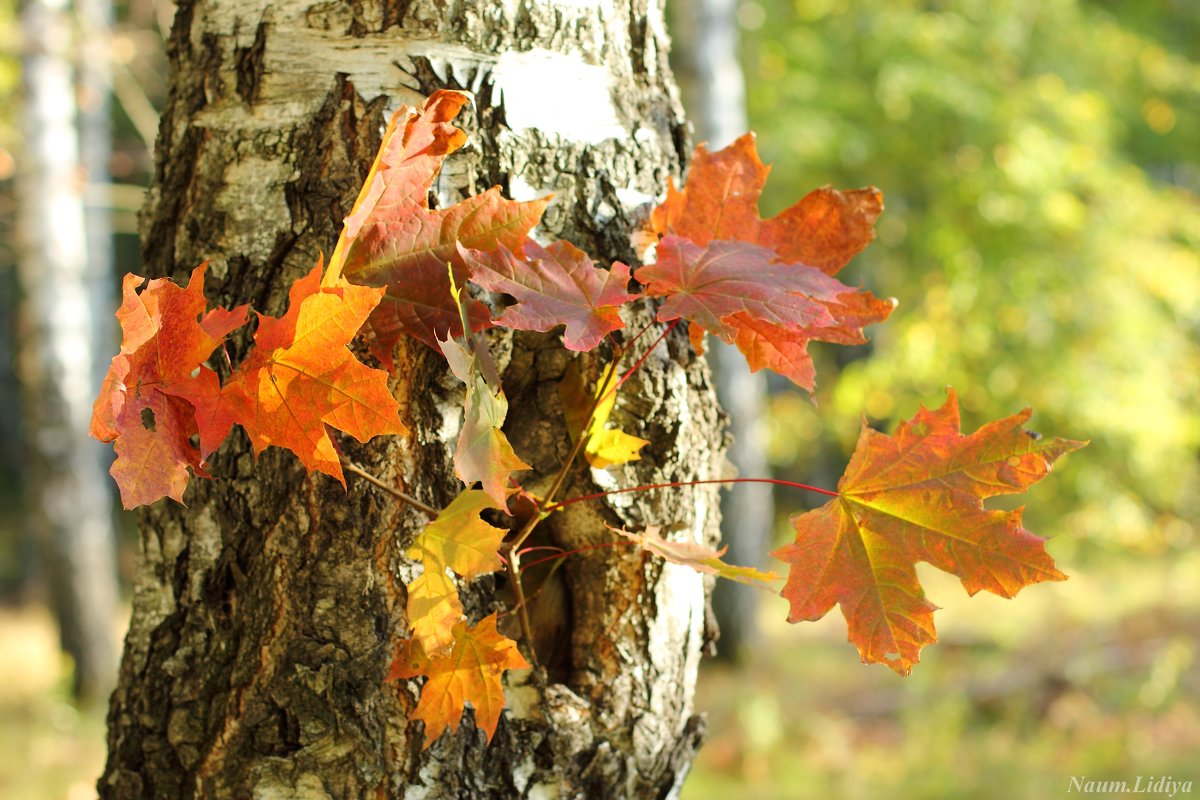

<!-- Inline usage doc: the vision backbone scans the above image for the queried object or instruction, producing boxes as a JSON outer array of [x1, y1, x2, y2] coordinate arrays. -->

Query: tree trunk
[[17, 0, 120, 703], [100, 1, 726, 797], [673, 0, 773, 661]]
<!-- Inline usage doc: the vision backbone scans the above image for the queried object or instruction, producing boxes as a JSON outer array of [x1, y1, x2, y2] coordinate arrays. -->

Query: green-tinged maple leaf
[[324, 89, 550, 359], [635, 135, 893, 390], [461, 239, 639, 352], [456, 376, 530, 509], [558, 361, 648, 469], [213, 262, 407, 485], [772, 389, 1086, 675], [437, 333, 530, 511], [387, 614, 529, 748], [407, 489, 508, 653], [615, 526, 780, 587], [90, 265, 247, 508], [409, 490, 507, 581]]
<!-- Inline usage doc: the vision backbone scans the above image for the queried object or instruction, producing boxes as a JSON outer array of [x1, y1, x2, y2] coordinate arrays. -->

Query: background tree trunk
[[674, 0, 773, 661], [99, 1, 726, 797], [17, 0, 120, 703]]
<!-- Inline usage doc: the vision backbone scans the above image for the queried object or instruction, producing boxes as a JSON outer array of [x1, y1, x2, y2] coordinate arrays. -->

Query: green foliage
[[742, 0, 1200, 554]]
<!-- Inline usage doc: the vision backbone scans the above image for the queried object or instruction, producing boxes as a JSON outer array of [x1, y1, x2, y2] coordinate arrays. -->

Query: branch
[[341, 459, 440, 517]]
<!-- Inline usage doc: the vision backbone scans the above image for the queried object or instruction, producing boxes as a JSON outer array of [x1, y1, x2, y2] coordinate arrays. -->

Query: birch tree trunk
[[17, 0, 120, 703], [100, 1, 726, 797], [674, 0, 773, 660]]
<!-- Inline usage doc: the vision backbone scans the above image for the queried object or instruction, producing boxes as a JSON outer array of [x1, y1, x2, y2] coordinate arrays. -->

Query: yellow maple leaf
[[407, 490, 508, 653], [558, 361, 649, 468]]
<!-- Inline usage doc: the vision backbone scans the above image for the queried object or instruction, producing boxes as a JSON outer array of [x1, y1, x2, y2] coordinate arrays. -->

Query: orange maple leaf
[[90, 265, 247, 508], [635, 135, 893, 390], [773, 389, 1086, 675], [213, 262, 406, 484], [326, 89, 551, 358], [647, 133, 883, 276], [387, 614, 529, 748]]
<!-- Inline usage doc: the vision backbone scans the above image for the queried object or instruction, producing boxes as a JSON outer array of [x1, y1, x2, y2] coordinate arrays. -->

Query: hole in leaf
[[140, 407, 157, 432]]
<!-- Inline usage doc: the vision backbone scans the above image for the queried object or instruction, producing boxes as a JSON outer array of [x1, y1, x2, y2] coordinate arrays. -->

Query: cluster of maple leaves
[[91, 90, 1083, 748]]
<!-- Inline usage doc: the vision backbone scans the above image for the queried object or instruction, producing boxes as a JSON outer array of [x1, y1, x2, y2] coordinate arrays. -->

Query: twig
[[341, 459, 440, 517]]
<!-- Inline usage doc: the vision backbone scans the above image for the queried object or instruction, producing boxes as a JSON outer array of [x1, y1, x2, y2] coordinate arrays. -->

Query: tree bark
[[100, 1, 725, 797]]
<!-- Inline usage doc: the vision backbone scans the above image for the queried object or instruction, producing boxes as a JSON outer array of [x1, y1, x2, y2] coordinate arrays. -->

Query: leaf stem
[[507, 353, 621, 555], [518, 541, 625, 573], [501, 318, 678, 666], [341, 460, 441, 517], [510, 318, 679, 557], [500, 342, 625, 665], [617, 317, 660, 355], [546, 477, 839, 513], [500, 551, 541, 669]]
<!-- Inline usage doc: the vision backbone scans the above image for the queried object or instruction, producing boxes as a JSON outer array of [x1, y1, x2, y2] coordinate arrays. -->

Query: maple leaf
[[772, 390, 1086, 675], [406, 567, 463, 656], [615, 526, 780, 587], [558, 361, 648, 469], [324, 89, 551, 357], [407, 489, 508, 653], [635, 134, 893, 390], [337, 90, 469, 247], [456, 377, 530, 510], [214, 262, 407, 485], [646, 133, 883, 276], [437, 335, 530, 510], [635, 237, 894, 389], [387, 614, 529, 748], [461, 239, 639, 351], [409, 489, 508, 581], [90, 265, 247, 508]]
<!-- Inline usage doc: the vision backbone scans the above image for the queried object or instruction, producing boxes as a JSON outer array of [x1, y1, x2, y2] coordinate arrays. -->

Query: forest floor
[[0, 604, 109, 800], [1, 551, 1197, 800], [684, 551, 1200, 799]]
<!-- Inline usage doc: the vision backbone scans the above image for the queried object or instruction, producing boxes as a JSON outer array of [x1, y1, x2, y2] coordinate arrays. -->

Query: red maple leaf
[[213, 262, 407, 484], [90, 265, 247, 508], [462, 239, 639, 352], [772, 390, 1086, 675], [325, 90, 550, 359], [636, 135, 893, 390]]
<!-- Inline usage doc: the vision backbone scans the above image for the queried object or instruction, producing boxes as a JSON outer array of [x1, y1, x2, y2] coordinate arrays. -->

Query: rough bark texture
[[100, 1, 726, 797]]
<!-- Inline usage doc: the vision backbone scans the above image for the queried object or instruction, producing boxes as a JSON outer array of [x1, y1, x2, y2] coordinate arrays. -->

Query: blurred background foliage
[[684, 0, 1200, 796], [741, 0, 1199, 558]]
